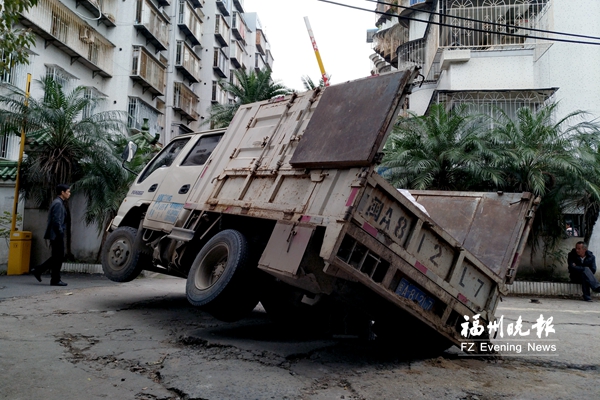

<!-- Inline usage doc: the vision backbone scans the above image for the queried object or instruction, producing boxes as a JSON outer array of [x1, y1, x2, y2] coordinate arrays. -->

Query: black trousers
[[569, 266, 600, 300], [38, 236, 65, 283]]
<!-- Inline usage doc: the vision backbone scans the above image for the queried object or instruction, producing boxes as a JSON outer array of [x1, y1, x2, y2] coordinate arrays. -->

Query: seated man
[[568, 241, 600, 301]]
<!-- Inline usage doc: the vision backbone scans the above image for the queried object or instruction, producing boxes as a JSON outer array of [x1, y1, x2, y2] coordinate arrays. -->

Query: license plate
[[395, 278, 434, 311]]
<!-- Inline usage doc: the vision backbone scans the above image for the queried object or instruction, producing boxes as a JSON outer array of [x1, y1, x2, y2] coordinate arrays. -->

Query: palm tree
[[207, 68, 291, 128], [301, 74, 330, 91], [492, 103, 600, 248], [0, 76, 128, 258], [75, 134, 159, 261], [380, 103, 505, 190]]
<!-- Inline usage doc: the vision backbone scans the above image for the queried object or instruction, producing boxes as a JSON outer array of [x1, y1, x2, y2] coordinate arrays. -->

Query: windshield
[[137, 138, 190, 183]]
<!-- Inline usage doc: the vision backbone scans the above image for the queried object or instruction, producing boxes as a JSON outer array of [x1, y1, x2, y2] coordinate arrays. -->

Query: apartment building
[[0, 0, 273, 266], [370, 0, 600, 122], [0, 0, 273, 157]]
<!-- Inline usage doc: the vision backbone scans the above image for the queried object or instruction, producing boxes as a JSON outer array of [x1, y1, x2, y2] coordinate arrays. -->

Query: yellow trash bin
[[7, 231, 32, 275]]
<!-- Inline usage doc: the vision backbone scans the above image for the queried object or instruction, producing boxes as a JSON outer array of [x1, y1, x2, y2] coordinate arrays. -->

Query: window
[[0, 51, 32, 88], [138, 138, 190, 183], [45, 65, 77, 91], [181, 134, 223, 166], [51, 11, 69, 42], [128, 97, 160, 133], [82, 87, 106, 119], [564, 214, 584, 238]]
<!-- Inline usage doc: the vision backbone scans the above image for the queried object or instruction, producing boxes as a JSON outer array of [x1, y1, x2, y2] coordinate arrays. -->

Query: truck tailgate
[[324, 172, 536, 345], [409, 190, 537, 283]]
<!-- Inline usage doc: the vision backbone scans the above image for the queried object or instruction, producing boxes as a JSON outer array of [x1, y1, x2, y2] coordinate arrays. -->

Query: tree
[[0, 76, 129, 259], [380, 103, 505, 190], [492, 103, 600, 249], [0, 0, 38, 73], [301, 74, 330, 91], [207, 68, 291, 128], [75, 133, 159, 261], [381, 101, 600, 266]]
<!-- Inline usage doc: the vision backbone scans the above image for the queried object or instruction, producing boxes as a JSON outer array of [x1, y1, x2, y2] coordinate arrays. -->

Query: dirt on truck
[[102, 68, 538, 353]]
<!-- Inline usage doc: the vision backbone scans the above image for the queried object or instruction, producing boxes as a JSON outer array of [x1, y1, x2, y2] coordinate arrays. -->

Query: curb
[[61, 263, 155, 278], [58, 264, 599, 298], [61, 262, 103, 274], [507, 281, 599, 298]]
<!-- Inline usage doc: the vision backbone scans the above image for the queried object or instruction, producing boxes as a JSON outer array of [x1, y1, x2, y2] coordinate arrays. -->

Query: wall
[[438, 50, 536, 91], [517, 237, 581, 280], [533, 0, 600, 122], [24, 193, 102, 268]]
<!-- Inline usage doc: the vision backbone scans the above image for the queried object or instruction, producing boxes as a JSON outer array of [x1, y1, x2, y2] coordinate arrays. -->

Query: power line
[[366, 0, 600, 42], [317, 0, 600, 46]]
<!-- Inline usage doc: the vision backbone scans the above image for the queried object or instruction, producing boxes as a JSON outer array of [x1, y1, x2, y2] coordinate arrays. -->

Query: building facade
[[370, 0, 600, 123], [1, 0, 273, 154], [0, 0, 273, 266]]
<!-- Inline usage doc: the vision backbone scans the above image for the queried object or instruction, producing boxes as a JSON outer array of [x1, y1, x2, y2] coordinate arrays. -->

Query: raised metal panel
[[289, 69, 416, 168], [409, 191, 533, 279]]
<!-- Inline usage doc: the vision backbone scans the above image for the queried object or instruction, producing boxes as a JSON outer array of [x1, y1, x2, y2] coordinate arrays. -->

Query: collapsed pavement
[[1, 273, 598, 400]]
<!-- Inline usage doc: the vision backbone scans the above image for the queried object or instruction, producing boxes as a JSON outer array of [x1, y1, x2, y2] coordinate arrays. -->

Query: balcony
[[254, 52, 265, 72], [375, 2, 396, 26], [134, 0, 169, 52], [188, 0, 204, 8], [397, 37, 426, 72], [264, 49, 273, 71], [216, 0, 232, 16], [75, 0, 117, 27], [440, 0, 550, 50], [176, 41, 201, 83], [131, 46, 166, 96], [20, 0, 114, 77], [233, 0, 244, 12], [213, 48, 229, 78], [229, 40, 245, 69], [173, 82, 199, 121], [178, 0, 203, 46], [373, 23, 409, 65], [231, 11, 247, 44], [214, 14, 231, 47], [255, 29, 266, 55]]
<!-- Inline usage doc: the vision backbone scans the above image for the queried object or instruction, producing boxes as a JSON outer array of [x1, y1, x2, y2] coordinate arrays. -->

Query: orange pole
[[10, 73, 31, 233], [304, 17, 330, 87]]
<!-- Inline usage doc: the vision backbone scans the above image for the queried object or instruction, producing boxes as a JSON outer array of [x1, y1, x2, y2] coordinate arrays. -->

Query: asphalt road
[[1, 273, 598, 399]]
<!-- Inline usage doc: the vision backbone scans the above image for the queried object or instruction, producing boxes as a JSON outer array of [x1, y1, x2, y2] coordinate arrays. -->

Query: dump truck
[[103, 69, 538, 351]]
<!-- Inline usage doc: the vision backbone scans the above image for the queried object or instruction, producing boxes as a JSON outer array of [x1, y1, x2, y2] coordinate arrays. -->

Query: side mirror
[[121, 141, 138, 163]]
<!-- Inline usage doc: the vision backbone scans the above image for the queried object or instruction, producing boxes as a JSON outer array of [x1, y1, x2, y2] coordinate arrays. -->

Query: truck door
[[145, 133, 223, 226], [125, 136, 191, 207]]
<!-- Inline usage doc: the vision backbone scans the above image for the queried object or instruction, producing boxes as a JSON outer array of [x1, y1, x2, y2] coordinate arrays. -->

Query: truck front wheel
[[101, 227, 145, 282], [186, 229, 259, 322]]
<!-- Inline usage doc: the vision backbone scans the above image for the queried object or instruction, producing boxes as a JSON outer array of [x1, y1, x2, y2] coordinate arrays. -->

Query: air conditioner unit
[[80, 28, 93, 43]]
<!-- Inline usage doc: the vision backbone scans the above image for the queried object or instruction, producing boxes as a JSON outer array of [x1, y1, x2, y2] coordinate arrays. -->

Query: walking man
[[31, 184, 71, 286], [567, 241, 600, 301]]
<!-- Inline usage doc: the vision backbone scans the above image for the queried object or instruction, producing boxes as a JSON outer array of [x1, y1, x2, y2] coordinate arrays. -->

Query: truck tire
[[102, 226, 145, 282], [186, 229, 259, 322]]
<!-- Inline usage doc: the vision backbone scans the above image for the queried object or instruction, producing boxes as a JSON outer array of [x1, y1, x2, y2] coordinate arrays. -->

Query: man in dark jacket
[[31, 184, 71, 286], [567, 241, 600, 301]]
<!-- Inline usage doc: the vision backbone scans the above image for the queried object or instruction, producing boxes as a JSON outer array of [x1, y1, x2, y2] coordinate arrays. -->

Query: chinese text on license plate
[[395, 278, 434, 311]]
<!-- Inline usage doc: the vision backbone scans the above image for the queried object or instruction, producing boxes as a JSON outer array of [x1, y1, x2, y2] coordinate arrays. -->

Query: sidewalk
[[3, 263, 599, 300], [0, 272, 117, 301]]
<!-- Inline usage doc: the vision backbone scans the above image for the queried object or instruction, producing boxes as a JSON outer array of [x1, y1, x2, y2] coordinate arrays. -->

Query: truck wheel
[[186, 229, 259, 322], [102, 227, 145, 282]]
